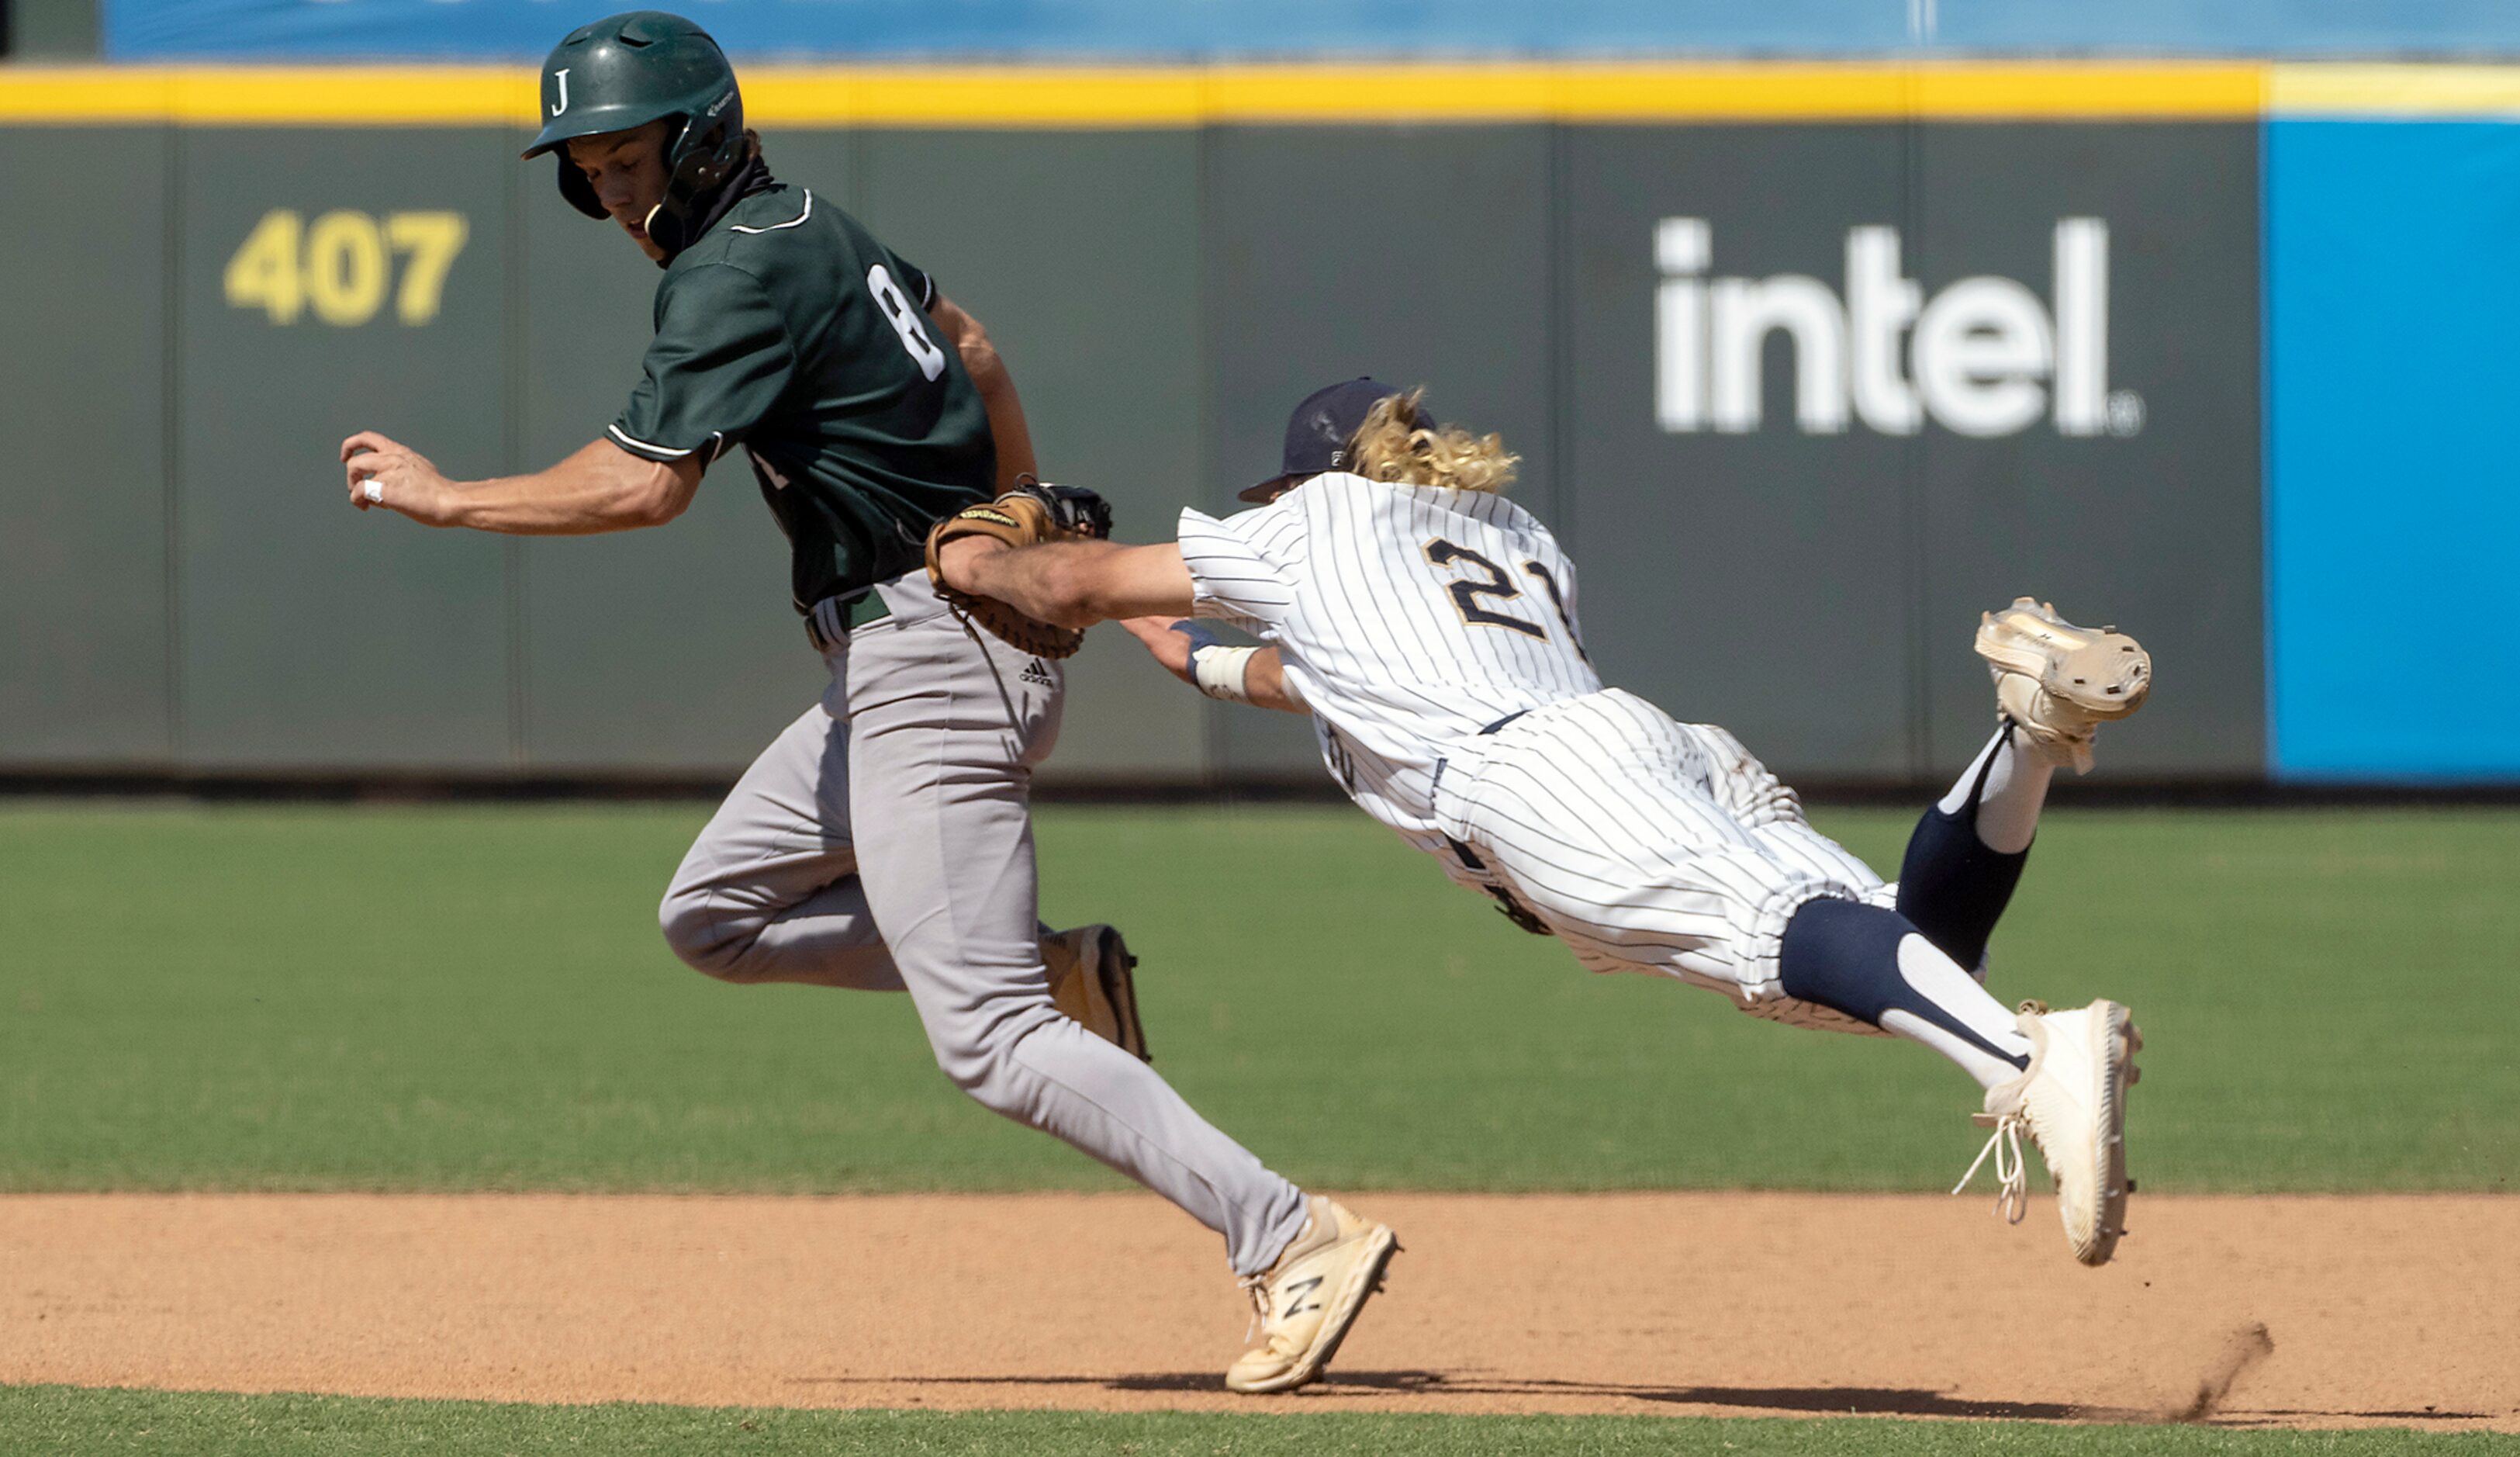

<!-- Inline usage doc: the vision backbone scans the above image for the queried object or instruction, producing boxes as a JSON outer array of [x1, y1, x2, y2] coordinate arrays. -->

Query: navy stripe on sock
[[1893, 733, 2028, 971], [1778, 898, 2026, 1068], [1893, 806, 2027, 972]]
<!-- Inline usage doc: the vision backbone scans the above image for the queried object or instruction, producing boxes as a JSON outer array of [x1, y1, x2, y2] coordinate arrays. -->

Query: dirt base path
[[3, 1192, 2513, 1431]]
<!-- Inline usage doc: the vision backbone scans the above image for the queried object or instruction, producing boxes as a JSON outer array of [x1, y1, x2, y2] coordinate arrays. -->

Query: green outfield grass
[[1, 802, 2514, 1194], [1, 1386, 2508, 1456]]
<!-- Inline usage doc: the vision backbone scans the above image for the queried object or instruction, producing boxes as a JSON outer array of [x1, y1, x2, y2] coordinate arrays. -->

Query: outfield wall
[[0, 64, 2511, 786]]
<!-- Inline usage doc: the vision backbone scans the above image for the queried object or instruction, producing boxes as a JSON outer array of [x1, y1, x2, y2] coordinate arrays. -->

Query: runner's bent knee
[[657, 883, 769, 982]]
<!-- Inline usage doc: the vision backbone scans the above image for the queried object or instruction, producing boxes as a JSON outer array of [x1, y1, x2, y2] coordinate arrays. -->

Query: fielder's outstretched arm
[[940, 536, 1308, 712], [341, 432, 702, 535], [939, 536, 1195, 628], [1118, 617, 1308, 715]]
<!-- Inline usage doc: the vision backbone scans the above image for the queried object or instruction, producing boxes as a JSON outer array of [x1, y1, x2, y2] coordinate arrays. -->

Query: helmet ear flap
[[555, 152, 607, 220], [665, 111, 741, 203], [644, 109, 747, 256]]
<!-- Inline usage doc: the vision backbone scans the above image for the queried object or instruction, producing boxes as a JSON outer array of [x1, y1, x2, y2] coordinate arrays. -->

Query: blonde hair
[[1347, 389, 1519, 494]]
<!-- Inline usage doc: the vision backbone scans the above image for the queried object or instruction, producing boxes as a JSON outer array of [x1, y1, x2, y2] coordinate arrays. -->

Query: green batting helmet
[[520, 11, 745, 227]]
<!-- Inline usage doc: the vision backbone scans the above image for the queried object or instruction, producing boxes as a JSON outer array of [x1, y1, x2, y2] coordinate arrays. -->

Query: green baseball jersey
[[608, 182, 996, 611]]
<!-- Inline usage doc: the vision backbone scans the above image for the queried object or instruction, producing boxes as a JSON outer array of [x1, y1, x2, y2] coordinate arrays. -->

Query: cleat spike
[[1974, 598, 2151, 774]]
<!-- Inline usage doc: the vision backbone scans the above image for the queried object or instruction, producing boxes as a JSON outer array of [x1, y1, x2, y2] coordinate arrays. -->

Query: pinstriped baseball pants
[[1433, 689, 1892, 1023]]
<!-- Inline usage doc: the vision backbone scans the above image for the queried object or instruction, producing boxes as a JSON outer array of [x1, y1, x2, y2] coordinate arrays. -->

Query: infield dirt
[[3, 1192, 2511, 1433]]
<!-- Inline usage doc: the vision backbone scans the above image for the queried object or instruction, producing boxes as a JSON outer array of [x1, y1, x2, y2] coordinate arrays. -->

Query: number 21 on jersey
[[1422, 538, 1586, 656], [866, 264, 947, 381]]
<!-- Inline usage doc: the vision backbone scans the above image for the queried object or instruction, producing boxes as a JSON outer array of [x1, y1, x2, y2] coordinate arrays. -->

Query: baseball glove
[[924, 480, 1112, 659]]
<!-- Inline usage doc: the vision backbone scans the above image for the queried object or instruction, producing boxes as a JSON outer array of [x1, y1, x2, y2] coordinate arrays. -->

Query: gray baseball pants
[[659, 572, 1308, 1277]]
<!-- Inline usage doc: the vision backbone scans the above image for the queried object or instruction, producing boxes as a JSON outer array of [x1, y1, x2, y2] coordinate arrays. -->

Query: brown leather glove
[[923, 482, 1111, 659]]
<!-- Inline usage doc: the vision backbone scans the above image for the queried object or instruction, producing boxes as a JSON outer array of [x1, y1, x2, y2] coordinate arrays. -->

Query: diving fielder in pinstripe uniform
[[933, 377, 2152, 1270]]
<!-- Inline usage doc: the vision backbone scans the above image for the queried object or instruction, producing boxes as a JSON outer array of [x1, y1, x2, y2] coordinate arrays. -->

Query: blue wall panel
[[104, 0, 2520, 62], [108, 0, 1901, 61], [2266, 119, 2520, 780]]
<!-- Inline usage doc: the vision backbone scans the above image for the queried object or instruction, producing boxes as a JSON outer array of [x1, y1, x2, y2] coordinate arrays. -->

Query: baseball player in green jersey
[[338, 11, 1394, 1393]]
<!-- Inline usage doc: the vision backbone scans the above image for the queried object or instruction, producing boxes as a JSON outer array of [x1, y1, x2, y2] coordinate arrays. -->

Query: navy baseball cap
[[1239, 377, 1418, 503]]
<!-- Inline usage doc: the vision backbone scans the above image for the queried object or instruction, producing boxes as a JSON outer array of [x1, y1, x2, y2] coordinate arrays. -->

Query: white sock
[[1938, 724, 2055, 857], [1881, 934, 2035, 1091]]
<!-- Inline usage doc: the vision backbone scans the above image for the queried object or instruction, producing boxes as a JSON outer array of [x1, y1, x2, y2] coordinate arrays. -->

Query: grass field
[[2, 802, 2514, 1195], [5, 801, 2516, 1452], [2, 1386, 2511, 1456]]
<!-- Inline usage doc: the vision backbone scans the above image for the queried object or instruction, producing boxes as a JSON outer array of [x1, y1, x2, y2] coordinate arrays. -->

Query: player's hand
[[1006, 478, 1112, 539], [340, 431, 462, 527], [1118, 616, 1207, 686]]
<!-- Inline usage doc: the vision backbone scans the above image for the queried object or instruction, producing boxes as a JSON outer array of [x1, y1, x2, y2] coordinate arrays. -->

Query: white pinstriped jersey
[[1178, 472, 1602, 846], [1180, 472, 1893, 1020]]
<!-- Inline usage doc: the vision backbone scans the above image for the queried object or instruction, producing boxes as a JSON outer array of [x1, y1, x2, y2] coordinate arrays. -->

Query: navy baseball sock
[[1779, 898, 2031, 1088], [1894, 725, 2045, 971]]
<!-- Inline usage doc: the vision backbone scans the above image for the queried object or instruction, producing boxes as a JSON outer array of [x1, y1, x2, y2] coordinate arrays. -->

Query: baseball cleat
[[1955, 998, 2141, 1267], [1974, 597, 2151, 773], [1227, 1196, 1399, 1394], [1041, 924, 1150, 1061]]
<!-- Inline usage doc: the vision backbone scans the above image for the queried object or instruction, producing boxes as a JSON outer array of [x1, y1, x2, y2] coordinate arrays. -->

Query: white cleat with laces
[[1226, 1196, 1398, 1394], [1955, 999, 2141, 1267]]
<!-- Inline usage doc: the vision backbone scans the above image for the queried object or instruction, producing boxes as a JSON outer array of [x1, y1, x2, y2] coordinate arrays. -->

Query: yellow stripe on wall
[[13, 61, 2520, 126], [2270, 64, 2520, 119], [0, 61, 2275, 128], [1911, 64, 2262, 119], [0, 67, 537, 124], [799, 65, 1923, 125], [743, 68, 1185, 127]]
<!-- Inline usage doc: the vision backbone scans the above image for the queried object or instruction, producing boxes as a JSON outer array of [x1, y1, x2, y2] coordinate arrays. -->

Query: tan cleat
[[1955, 999, 2141, 1267], [1227, 1196, 1398, 1394], [1974, 597, 2151, 773], [1041, 924, 1149, 1061]]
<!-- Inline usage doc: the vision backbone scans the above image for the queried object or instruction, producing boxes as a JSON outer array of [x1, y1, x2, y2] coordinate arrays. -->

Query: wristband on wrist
[[1189, 645, 1260, 703], [1167, 619, 1241, 701]]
